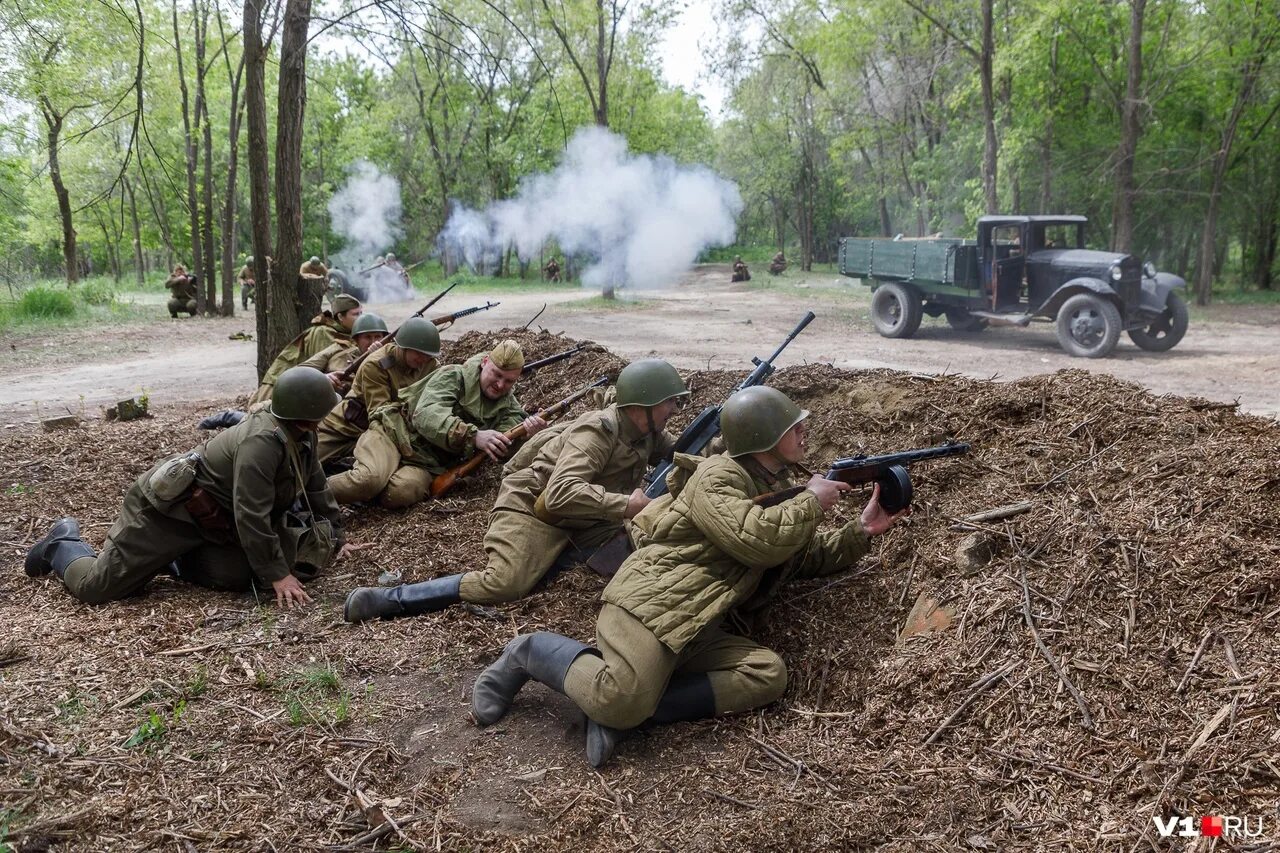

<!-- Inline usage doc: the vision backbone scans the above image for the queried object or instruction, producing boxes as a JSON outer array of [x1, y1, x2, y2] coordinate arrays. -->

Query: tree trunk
[[198, 2, 217, 313], [125, 176, 145, 287], [1258, 203, 1277, 290], [173, 0, 205, 314], [39, 103, 78, 285], [217, 10, 245, 317], [1112, 0, 1146, 252], [594, 0, 609, 126], [978, 0, 998, 214], [275, 0, 315, 329], [245, 0, 284, 379]]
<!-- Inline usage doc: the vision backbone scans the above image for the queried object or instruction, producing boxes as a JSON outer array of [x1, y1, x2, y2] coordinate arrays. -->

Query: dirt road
[[1, 267, 1277, 424]]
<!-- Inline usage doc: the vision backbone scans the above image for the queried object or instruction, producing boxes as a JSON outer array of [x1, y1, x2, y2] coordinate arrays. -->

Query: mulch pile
[[1, 328, 1277, 851]]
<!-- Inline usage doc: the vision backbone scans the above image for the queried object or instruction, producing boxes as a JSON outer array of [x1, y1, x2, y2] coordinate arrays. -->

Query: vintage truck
[[837, 215, 1188, 358]]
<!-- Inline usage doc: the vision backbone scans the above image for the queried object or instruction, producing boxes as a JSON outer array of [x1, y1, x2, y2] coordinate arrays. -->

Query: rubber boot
[[197, 410, 246, 430], [343, 574, 463, 623], [25, 518, 93, 578], [586, 673, 717, 768], [471, 632, 594, 727]]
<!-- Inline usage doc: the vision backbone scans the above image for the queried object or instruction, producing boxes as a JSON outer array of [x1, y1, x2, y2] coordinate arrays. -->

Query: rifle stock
[[429, 376, 609, 498], [339, 281, 460, 382], [753, 442, 971, 510]]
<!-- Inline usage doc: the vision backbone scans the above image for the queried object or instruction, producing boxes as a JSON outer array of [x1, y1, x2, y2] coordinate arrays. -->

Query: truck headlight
[[1110, 264, 1123, 281], [1143, 261, 1157, 279]]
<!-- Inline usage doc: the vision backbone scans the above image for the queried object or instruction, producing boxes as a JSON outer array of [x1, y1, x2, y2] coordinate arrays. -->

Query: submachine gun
[[586, 311, 816, 575]]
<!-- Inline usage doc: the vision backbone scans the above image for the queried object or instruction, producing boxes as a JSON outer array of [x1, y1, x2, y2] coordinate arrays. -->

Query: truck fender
[[1137, 271, 1186, 314], [1036, 277, 1117, 318]]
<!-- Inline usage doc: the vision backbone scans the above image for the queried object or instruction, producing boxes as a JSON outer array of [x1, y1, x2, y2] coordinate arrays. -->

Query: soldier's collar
[[739, 455, 786, 486]]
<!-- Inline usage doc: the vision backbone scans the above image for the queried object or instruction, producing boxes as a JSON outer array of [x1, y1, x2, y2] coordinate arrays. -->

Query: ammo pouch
[[281, 511, 335, 581], [184, 486, 232, 532], [342, 398, 370, 431]]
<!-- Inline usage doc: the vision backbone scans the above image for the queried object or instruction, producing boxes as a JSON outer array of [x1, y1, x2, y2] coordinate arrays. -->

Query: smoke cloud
[[327, 160, 415, 304], [438, 127, 742, 290]]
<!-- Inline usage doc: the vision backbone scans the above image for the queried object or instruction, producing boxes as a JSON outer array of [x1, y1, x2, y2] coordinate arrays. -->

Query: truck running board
[[969, 311, 1034, 327]]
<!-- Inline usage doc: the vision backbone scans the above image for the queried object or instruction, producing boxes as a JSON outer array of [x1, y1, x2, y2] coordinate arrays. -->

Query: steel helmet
[[309, 256, 321, 265], [614, 359, 689, 408], [386, 252, 396, 262], [395, 316, 441, 356], [246, 255, 254, 264], [351, 312, 389, 337], [721, 386, 809, 456], [271, 367, 341, 421]]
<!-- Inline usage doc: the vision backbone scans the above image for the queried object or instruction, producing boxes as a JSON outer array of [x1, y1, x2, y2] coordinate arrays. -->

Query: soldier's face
[[647, 396, 686, 432], [338, 306, 363, 330], [354, 332, 381, 352], [773, 420, 808, 464], [480, 358, 521, 399], [404, 349, 433, 371]]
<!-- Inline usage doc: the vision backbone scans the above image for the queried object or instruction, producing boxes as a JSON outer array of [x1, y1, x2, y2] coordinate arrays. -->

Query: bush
[[16, 287, 77, 318], [77, 279, 117, 306]]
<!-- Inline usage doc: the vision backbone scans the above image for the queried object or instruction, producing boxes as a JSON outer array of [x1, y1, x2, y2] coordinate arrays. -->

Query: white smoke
[[438, 127, 743, 290], [327, 160, 415, 304]]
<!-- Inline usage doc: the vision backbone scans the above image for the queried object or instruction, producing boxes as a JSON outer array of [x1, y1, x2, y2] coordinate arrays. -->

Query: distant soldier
[[327, 340, 547, 509], [342, 359, 688, 622], [315, 316, 441, 462], [24, 367, 354, 608], [731, 256, 751, 282], [543, 256, 561, 283], [165, 264, 198, 318], [247, 294, 364, 406], [383, 252, 411, 288], [239, 256, 257, 310], [300, 255, 329, 282], [769, 251, 788, 276]]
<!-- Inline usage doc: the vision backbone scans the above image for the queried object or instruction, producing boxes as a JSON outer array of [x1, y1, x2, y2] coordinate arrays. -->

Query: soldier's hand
[[624, 488, 651, 519], [272, 574, 313, 609], [859, 483, 910, 535], [326, 372, 344, 391], [337, 541, 374, 560], [522, 415, 548, 436], [805, 475, 852, 511], [475, 429, 512, 461]]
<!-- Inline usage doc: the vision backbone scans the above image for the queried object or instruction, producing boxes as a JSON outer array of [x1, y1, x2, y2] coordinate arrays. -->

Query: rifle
[[429, 376, 609, 498], [430, 300, 499, 330], [358, 260, 387, 275], [521, 344, 584, 376], [754, 442, 971, 511], [402, 259, 427, 273], [585, 311, 816, 576], [339, 281, 459, 382]]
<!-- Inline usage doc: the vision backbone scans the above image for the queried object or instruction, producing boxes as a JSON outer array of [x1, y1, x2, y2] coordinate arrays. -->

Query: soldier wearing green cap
[[467, 385, 909, 768], [342, 358, 689, 622], [247, 294, 364, 406], [315, 316, 441, 462], [24, 367, 354, 608], [328, 339, 547, 508]]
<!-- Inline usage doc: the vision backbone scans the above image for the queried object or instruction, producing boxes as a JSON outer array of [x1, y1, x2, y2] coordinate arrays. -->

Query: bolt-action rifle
[[585, 311, 817, 576], [430, 300, 500, 331], [338, 281, 459, 383], [753, 442, 971, 511], [429, 376, 609, 498], [520, 344, 585, 377]]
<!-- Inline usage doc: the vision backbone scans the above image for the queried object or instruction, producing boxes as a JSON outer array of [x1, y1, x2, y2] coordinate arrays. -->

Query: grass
[[281, 664, 352, 728], [0, 276, 155, 332], [559, 295, 656, 312]]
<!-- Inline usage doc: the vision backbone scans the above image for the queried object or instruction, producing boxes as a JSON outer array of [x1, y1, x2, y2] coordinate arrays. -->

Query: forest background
[[1, 0, 1278, 347]]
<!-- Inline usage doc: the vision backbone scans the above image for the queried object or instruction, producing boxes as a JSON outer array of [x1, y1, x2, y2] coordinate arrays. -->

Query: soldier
[[769, 251, 788, 276], [239, 256, 257, 310], [315, 316, 441, 462], [165, 264, 198, 318], [247, 294, 364, 406], [327, 340, 547, 509], [731, 256, 752, 283], [543, 256, 561, 283], [24, 367, 357, 608], [383, 252, 410, 288], [343, 359, 689, 622], [468, 386, 909, 767], [300, 255, 329, 281]]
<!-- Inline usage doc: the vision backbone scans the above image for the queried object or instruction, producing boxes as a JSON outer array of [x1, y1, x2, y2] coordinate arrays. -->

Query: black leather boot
[[471, 632, 594, 727], [25, 518, 93, 578], [197, 410, 246, 430], [343, 574, 463, 623], [586, 673, 717, 768]]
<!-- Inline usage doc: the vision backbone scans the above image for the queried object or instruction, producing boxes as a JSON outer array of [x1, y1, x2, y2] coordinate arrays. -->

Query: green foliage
[[75, 278, 117, 306], [16, 287, 77, 319], [123, 708, 169, 749], [281, 664, 352, 728]]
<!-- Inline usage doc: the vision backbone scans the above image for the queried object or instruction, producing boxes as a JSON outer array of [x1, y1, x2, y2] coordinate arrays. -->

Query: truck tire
[[1127, 291, 1188, 352], [944, 307, 987, 332], [1055, 293, 1121, 358], [871, 283, 923, 338]]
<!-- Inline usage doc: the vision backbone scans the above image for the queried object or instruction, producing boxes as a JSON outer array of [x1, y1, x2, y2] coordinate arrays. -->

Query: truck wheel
[[1055, 293, 1121, 358], [944, 307, 987, 332], [871, 283, 923, 338], [1127, 291, 1188, 352]]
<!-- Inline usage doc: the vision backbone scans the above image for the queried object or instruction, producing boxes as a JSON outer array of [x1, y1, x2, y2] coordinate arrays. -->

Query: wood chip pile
[[1, 328, 1277, 851]]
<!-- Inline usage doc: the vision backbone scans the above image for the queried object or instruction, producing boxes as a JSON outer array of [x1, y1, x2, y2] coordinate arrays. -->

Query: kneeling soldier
[[468, 386, 908, 766], [248, 294, 363, 406], [25, 367, 349, 608], [316, 316, 441, 462], [299, 311, 390, 385], [343, 359, 688, 622], [327, 340, 547, 509]]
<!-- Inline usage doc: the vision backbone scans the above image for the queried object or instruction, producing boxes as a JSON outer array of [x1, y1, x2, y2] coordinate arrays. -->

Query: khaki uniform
[[731, 261, 751, 282], [300, 259, 329, 279], [562, 452, 869, 729], [458, 405, 675, 604], [248, 314, 351, 406], [238, 264, 256, 309], [63, 411, 344, 604], [328, 353, 526, 508], [166, 272, 198, 317], [315, 344, 436, 462], [299, 341, 359, 375]]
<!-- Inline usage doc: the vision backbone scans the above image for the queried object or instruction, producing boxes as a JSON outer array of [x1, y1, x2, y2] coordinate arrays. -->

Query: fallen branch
[[1019, 562, 1094, 731], [924, 663, 1016, 745]]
